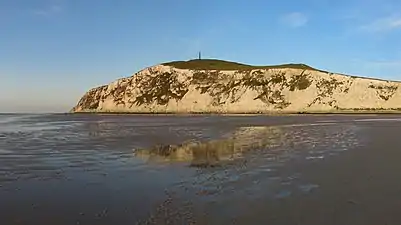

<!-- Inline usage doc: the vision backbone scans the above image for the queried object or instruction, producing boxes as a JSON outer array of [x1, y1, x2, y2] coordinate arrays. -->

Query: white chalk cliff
[[72, 59, 401, 113]]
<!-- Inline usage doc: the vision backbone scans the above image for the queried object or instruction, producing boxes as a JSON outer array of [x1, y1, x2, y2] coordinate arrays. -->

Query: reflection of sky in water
[[0, 114, 80, 132]]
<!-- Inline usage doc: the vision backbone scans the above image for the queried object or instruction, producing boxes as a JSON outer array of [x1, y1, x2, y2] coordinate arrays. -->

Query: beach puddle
[[132, 121, 364, 216], [133, 122, 362, 170]]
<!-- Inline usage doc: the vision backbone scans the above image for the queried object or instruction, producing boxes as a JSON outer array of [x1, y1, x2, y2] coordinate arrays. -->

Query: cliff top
[[162, 59, 401, 83], [162, 59, 326, 72]]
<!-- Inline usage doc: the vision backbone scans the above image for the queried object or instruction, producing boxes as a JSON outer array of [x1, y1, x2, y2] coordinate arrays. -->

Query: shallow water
[[1, 114, 401, 224]]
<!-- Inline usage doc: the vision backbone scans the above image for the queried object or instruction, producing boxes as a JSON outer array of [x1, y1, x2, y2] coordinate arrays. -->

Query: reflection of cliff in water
[[133, 126, 284, 167]]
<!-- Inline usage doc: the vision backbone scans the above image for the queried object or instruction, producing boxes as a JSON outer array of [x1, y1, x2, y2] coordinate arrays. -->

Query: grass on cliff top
[[163, 59, 327, 72]]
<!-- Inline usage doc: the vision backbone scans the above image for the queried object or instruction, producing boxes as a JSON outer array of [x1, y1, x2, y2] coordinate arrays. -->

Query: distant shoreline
[[69, 110, 401, 115]]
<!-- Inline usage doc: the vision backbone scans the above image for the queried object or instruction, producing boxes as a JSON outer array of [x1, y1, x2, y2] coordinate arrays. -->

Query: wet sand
[[1, 114, 401, 224]]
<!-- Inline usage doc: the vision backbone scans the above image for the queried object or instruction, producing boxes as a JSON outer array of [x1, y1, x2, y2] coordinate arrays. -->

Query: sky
[[2, 0, 401, 112]]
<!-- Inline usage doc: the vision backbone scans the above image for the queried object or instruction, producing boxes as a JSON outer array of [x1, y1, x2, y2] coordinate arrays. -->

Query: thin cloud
[[280, 12, 308, 27], [370, 60, 401, 67], [33, 5, 62, 16], [352, 58, 401, 71], [360, 15, 401, 32]]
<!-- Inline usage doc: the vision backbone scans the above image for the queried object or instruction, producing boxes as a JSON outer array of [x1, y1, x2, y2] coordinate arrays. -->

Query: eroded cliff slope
[[72, 59, 401, 113]]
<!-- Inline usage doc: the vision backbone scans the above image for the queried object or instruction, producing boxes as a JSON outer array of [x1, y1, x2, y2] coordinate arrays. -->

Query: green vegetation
[[124, 68, 313, 109], [288, 71, 312, 91], [109, 83, 128, 105], [191, 71, 245, 106], [189, 69, 301, 108], [133, 71, 188, 106], [247, 70, 292, 109], [77, 86, 107, 110], [337, 107, 401, 111], [316, 78, 345, 98], [368, 84, 398, 101], [307, 78, 350, 108], [163, 59, 326, 72]]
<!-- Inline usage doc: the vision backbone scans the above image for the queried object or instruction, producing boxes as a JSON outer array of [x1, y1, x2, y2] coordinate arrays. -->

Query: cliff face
[[72, 60, 401, 113]]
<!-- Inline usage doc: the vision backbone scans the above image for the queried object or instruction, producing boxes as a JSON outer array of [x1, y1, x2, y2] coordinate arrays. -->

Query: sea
[[2, 113, 401, 225]]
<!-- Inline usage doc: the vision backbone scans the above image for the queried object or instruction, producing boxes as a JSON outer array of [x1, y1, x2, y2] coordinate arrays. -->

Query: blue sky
[[2, 0, 401, 112]]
